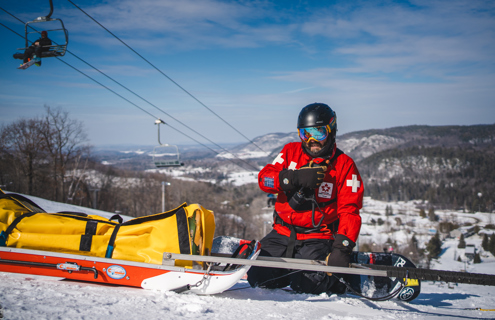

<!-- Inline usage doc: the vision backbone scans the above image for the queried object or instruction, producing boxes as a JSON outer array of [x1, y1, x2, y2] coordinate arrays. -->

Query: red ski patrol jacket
[[258, 142, 363, 242]]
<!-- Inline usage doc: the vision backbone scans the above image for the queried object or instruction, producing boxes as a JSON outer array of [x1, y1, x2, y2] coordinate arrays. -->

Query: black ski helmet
[[297, 103, 337, 158]]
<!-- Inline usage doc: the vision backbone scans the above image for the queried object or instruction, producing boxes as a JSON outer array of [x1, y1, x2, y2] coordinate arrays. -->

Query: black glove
[[326, 234, 356, 274], [279, 165, 326, 191]]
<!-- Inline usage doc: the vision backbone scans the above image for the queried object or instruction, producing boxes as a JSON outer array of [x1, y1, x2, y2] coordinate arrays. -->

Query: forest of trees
[[360, 146, 495, 212], [0, 106, 268, 240], [0, 106, 90, 202]]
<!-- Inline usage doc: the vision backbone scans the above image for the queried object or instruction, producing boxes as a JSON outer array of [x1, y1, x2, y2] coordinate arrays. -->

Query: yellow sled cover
[[0, 190, 215, 268]]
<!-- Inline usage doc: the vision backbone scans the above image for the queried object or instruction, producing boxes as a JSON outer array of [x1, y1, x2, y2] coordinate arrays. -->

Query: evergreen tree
[[474, 252, 481, 264], [482, 234, 489, 251], [410, 235, 418, 249], [489, 234, 495, 256], [426, 232, 442, 260], [458, 234, 466, 249], [419, 208, 426, 218], [386, 205, 393, 216], [428, 207, 437, 222]]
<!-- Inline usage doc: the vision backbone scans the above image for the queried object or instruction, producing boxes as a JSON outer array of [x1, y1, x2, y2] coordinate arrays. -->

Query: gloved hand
[[278, 165, 327, 191], [325, 234, 356, 276]]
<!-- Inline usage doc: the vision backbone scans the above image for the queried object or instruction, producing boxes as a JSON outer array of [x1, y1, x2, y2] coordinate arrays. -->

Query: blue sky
[[1, 0, 494, 147]]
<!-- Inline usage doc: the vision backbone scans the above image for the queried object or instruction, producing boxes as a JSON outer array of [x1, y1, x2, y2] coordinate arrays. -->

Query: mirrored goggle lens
[[298, 126, 329, 142]]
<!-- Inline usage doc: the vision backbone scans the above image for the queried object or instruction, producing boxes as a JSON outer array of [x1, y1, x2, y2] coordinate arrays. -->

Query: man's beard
[[301, 137, 335, 158], [307, 140, 323, 153]]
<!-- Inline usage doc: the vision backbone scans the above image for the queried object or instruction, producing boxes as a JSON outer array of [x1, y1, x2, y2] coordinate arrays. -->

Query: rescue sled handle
[[164, 252, 495, 286], [163, 252, 388, 277]]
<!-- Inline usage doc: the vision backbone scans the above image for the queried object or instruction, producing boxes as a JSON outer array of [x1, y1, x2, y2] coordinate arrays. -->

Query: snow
[[2, 272, 495, 319], [4, 192, 132, 221], [216, 151, 271, 159], [339, 134, 405, 160], [148, 167, 259, 186], [1, 197, 495, 319]]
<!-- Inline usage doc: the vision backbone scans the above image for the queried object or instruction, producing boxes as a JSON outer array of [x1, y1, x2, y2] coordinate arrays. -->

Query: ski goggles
[[298, 125, 331, 142]]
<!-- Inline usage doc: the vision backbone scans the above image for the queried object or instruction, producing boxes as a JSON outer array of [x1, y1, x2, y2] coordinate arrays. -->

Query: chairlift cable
[[53, 58, 258, 170], [63, 54, 250, 161], [54, 59, 258, 171], [67, 0, 265, 153], [1, 10, 260, 171], [2, 6, 261, 165]]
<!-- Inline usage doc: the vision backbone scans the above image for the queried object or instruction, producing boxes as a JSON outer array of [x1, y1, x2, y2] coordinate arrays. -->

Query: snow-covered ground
[[1, 257, 494, 320], [1, 197, 495, 319], [148, 167, 259, 186], [216, 151, 271, 159]]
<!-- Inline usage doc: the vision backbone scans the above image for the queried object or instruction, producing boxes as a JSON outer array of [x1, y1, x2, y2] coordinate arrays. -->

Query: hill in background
[[92, 123, 495, 213]]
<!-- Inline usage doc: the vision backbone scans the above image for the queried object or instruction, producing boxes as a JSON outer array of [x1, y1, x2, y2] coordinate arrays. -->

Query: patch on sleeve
[[346, 174, 361, 193], [272, 153, 284, 165], [288, 161, 297, 170], [263, 177, 275, 188], [318, 182, 334, 199]]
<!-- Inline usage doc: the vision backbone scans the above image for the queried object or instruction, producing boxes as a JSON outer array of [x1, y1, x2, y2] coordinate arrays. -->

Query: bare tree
[[0, 118, 47, 195], [40, 106, 90, 202], [0, 106, 90, 201]]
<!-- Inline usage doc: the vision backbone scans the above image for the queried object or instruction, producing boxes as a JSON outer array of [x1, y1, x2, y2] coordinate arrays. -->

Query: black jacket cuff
[[279, 169, 297, 191], [332, 234, 356, 254]]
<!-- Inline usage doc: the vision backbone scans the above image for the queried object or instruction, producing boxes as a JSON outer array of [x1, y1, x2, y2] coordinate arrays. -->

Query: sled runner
[[0, 242, 260, 294]]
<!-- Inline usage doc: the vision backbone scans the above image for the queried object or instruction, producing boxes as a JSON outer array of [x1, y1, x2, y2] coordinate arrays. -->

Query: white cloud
[[296, 1, 495, 79]]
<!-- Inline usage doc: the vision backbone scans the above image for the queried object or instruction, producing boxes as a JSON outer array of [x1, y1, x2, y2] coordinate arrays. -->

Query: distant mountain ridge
[[220, 124, 495, 162], [338, 124, 495, 161], [93, 123, 495, 165], [217, 124, 495, 211]]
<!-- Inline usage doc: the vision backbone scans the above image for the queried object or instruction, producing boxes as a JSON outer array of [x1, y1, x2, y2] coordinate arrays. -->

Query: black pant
[[23, 46, 43, 63], [247, 230, 345, 294]]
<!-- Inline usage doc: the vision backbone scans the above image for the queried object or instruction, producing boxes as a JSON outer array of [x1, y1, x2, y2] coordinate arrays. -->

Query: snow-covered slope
[[215, 132, 299, 160], [338, 134, 405, 161]]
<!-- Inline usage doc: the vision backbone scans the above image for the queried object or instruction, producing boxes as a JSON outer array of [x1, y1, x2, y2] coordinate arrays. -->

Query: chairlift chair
[[152, 119, 184, 168], [13, 0, 69, 60]]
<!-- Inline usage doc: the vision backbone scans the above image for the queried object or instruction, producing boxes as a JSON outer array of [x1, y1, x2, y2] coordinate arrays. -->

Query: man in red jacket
[[247, 102, 364, 294]]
